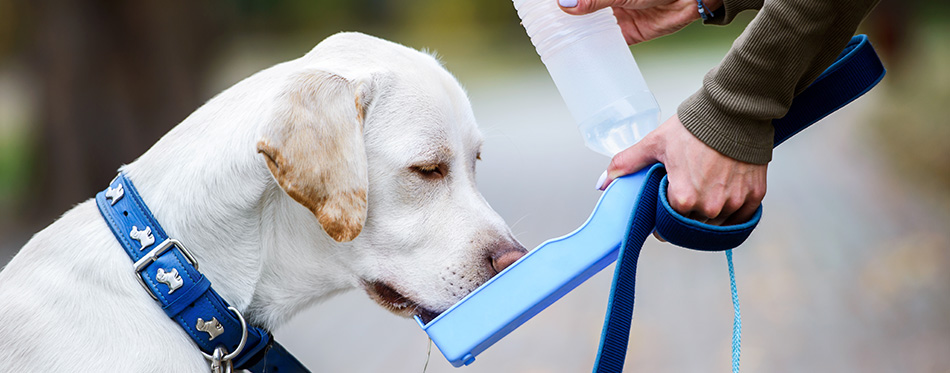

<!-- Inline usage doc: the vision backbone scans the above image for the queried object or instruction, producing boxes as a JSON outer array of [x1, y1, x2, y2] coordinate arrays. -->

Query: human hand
[[559, 0, 722, 45], [597, 114, 767, 226]]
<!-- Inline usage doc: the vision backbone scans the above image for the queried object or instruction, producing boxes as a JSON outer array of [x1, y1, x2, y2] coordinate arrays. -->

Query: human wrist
[[697, 0, 723, 21], [677, 93, 773, 165]]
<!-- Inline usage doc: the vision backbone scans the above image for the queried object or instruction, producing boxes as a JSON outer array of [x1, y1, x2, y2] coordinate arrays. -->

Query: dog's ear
[[257, 69, 374, 242]]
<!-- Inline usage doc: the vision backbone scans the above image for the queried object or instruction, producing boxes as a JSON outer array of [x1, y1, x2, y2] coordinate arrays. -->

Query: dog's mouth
[[363, 281, 442, 324]]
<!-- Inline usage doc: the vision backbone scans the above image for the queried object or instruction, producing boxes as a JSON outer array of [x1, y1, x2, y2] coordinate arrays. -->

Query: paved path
[[273, 51, 950, 372], [3, 50, 946, 372]]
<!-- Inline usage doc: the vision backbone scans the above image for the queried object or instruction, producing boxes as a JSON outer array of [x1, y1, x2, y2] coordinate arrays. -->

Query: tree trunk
[[25, 0, 228, 226]]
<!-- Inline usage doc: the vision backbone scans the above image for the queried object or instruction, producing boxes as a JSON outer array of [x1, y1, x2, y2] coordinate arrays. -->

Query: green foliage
[[870, 21, 950, 195], [215, 0, 537, 79], [0, 125, 31, 213]]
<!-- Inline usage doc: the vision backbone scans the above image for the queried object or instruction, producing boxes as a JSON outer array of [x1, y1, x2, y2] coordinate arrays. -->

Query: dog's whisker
[[422, 337, 433, 373], [508, 214, 530, 232]]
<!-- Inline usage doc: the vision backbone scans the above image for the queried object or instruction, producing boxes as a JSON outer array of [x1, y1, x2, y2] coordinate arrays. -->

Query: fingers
[[594, 111, 768, 239], [723, 182, 766, 226], [670, 173, 766, 227], [667, 179, 711, 223], [673, 191, 759, 226], [559, 0, 671, 15], [598, 132, 660, 190], [669, 177, 766, 225], [658, 116, 768, 227], [705, 193, 744, 226]]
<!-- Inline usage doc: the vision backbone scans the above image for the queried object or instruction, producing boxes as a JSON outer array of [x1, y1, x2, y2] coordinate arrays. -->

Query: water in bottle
[[513, 0, 660, 156]]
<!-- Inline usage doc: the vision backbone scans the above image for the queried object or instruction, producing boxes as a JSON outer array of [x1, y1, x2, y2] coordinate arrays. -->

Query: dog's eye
[[411, 163, 446, 179]]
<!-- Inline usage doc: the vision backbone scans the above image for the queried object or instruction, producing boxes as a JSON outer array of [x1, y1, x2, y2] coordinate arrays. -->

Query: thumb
[[559, 0, 663, 15], [600, 132, 661, 189]]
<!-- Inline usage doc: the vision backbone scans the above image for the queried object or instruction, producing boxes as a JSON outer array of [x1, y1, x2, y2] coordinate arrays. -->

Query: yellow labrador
[[0, 32, 525, 371]]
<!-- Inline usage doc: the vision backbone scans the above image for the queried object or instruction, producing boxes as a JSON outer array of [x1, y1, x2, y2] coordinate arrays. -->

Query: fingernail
[[595, 170, 607, 190], [559, 0, 578, 8]]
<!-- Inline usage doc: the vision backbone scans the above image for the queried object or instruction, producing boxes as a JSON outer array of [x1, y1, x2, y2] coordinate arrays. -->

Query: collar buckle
[[133, 238, 199, 300]]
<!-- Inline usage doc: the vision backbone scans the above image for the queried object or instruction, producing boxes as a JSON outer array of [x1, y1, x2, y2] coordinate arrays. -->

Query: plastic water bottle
[[513, 0, 660, 157]]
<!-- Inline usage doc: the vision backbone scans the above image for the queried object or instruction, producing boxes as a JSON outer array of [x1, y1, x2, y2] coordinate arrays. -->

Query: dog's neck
[[120, 66, 357, 329]]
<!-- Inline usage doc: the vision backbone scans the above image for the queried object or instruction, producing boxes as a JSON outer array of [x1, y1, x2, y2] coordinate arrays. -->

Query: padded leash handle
[[654, 175, 762, 252], [655, 34, 884, 253], [593, 34, 885, 373]]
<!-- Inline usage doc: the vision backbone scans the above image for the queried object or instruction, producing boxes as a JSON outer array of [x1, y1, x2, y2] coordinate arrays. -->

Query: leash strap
[[592, 34, 885, 373], [96, 174, 309, 372], [726, 249, 741, 372]]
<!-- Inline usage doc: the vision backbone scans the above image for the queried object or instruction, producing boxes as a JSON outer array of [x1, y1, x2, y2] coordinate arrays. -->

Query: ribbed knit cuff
[[678, 91, 774, 165], [704, 0, 764, 25]]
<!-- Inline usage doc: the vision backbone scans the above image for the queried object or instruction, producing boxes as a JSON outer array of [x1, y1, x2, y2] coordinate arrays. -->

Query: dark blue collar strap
[[96, 173, 309, 372], [593, 34, 885, 372]]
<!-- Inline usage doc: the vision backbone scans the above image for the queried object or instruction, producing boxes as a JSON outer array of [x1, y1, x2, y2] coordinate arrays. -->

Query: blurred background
[[1, 0, 948, 371]]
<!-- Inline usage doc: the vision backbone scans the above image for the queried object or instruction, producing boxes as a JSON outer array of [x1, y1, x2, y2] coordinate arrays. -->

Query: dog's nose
[[489, 239, 527, 274]]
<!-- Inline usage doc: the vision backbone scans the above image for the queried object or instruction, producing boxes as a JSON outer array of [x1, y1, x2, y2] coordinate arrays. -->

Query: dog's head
[[257, 32, 526, 323]]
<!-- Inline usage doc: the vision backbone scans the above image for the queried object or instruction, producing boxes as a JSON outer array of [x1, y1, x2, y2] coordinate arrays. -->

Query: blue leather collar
[[96, 173, 308, 372]]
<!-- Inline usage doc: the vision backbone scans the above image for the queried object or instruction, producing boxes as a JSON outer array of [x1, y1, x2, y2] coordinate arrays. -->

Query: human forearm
[[679, 0, 880, 164]]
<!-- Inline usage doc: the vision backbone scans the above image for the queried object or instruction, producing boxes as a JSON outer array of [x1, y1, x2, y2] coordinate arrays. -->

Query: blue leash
[[727, 249, 741, 372], [592, 34, 885, 373]]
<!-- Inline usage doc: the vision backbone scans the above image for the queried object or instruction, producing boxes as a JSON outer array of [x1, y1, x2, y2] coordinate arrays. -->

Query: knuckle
[[724, 196, 744, 214], [750, 185, 767, 203], [702, 202, 722, 220], [645, 129, 664, 154], [579, 0, 604, 13], [670, 189, 697, 214], [608, 152, 626, 172]]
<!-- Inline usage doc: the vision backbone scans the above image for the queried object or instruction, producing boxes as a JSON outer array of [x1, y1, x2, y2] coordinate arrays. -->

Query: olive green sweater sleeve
[[677, 0, 880, 164]]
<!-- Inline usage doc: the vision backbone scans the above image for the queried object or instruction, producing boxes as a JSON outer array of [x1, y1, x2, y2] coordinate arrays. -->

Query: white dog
[[0, 32, 526, 371]]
